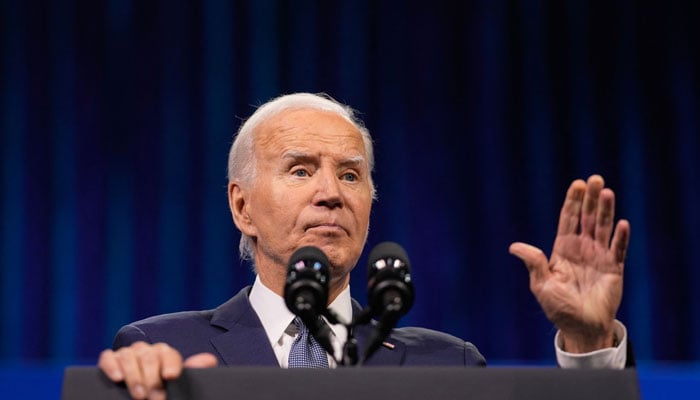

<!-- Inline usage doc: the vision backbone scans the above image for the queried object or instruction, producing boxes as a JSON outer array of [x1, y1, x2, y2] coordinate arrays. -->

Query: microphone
[[363, 241, 414, 362], [283, 246, 335, 357]]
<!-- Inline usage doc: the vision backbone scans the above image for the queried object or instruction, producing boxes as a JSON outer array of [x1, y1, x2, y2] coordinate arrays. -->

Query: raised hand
[[509, 175, 630, 353]]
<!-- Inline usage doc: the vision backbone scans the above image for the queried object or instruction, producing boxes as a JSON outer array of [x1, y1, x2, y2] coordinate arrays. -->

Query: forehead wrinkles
[[253, 110, 367, 160]]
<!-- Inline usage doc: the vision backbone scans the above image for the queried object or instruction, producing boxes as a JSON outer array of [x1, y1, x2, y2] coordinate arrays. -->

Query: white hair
[[227, 92, 376, 261]]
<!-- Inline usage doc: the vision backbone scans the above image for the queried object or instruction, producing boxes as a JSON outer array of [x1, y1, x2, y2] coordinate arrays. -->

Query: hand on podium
[[98, 341, 217, 399]]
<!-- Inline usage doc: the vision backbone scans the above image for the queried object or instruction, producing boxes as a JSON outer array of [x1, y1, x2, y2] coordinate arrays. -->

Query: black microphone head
[[284, 246, 330, 317], [366, 241, 414, 318], [367, 241, 411, 276], [289, 245, 331, 267]]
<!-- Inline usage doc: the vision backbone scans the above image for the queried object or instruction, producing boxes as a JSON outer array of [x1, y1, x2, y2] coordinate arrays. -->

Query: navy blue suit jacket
[[113, 287, 486, 367]]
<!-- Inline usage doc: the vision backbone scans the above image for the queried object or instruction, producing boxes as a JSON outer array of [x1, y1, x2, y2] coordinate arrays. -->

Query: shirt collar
[[249, 275, 353, 345]]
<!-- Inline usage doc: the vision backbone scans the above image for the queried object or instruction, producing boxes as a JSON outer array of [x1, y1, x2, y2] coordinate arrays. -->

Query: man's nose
[[312, 170, 343, 209]]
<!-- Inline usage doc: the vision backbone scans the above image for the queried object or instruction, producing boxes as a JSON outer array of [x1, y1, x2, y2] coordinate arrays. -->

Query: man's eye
[[342, 172, 358, 182], [292, 169, 309, 177]]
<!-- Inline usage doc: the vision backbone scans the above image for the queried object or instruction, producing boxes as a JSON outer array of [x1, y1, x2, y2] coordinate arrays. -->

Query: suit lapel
[[209, 287, 279, 366], [350, 300, 406, 366]]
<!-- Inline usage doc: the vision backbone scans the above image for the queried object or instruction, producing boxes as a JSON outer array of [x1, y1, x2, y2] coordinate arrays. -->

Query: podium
[[61, 366, 640, 400]]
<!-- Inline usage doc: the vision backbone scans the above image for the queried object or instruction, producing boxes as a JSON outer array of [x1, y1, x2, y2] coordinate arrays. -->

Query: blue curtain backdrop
[[1, 0, 699, 366]]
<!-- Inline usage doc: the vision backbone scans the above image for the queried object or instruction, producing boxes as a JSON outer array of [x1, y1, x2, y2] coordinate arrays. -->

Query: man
[[99, 93, 631, 400]]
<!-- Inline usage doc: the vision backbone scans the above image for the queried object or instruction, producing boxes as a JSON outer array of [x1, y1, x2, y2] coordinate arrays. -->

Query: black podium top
[[61, 366, 640, 400]]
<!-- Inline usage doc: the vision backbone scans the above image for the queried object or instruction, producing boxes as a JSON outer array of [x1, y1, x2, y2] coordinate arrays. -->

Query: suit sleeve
[[464, 341, 487, 367], [624, 339, 635, 368], [112, 324, 153, 350]]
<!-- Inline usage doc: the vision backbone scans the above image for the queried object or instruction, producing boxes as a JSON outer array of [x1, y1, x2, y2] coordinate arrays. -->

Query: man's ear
[[228, 182, 257, 237]]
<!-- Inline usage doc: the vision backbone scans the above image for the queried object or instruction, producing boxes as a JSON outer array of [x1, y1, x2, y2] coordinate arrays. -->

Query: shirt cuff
[[555, 320, 627, 369]]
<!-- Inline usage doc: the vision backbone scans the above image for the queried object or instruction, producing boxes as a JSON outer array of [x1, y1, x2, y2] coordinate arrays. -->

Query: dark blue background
[[1, 2, 699, 394]]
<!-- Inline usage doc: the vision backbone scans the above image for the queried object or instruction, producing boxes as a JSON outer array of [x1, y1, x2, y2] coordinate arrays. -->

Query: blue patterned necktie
[[288, 317, 330, 368]]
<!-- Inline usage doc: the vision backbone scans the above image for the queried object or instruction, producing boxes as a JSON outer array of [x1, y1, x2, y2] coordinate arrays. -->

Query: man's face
[[238, 108, 373, 284]]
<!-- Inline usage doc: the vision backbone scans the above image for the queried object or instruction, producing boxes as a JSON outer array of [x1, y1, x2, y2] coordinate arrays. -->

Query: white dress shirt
[[248, 275, 627, 368], [555, 320, 628, 369], [248, 275, 351, 368]]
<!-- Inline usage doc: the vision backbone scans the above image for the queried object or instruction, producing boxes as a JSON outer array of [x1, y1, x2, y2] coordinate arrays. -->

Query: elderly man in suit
[[99, 93, 631, 400]]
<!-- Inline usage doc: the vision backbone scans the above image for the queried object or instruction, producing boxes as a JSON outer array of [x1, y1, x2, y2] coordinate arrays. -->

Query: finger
[[136, 344, 182, 398], [98, 349, 124, 382], [136, 346, 163, 397], [580, 175, 604, 238], [594, 188, 615, 246], [610, 219, 631, 266], [114, 346, 148, 399], [557, 179, 586, 236], [155, 343, 184, 380], [148, 389, 167, 400], [509, 242, 550, 282], [184, 353, 219, 368]]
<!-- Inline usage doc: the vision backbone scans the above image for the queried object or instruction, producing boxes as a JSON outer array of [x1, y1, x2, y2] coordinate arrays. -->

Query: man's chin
[[318, 245, 359, 271], [300, 235, 344, 250], [293, 237, 361, 268]]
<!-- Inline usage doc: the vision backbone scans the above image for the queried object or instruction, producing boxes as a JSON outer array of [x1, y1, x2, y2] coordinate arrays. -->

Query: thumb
[[509, 242, 549, 281], [183, 353, 218, 368]]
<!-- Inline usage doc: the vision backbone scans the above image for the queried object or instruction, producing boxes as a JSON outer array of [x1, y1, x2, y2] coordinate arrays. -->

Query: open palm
[[510, 175, 630, 352]]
